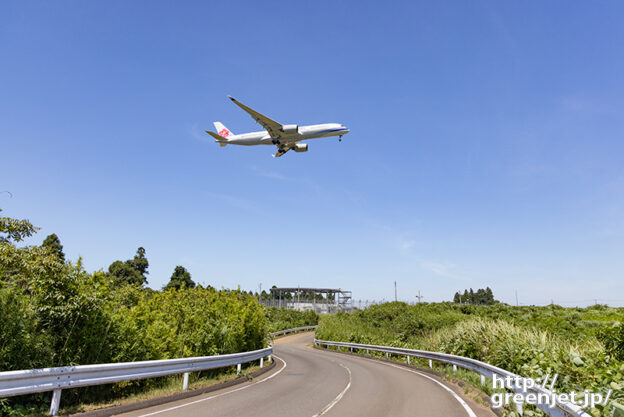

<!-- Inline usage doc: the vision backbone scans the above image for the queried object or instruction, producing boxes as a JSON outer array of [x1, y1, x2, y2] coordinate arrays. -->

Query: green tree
[[164, 265, 195, 290], [107, 247, 149, 286], [1, 211, 63, 288], [42, 233, 65, 262], [129, 247, 149, 277], [475, 288, 486, 305], [453, 292, 461, 303], [107, 261, 145, 286], [0, 209, 38, 243]]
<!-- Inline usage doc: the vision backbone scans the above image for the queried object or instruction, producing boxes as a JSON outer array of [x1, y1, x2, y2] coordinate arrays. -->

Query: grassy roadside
[[316, 303, 624, 417]]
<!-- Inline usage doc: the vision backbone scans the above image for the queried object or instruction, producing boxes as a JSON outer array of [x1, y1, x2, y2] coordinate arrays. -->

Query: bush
[[316, 302, 624, 416], [264, 307, 319, 333]]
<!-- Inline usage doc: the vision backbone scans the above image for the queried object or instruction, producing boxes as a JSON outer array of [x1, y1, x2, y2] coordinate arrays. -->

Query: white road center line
[[137, 356, 288, 417], [311, 363, 352, 417]]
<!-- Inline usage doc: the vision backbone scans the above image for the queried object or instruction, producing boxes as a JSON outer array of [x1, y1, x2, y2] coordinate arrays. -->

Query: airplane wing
[[228, 96, 283, 139], [273, 145, 293, 158]]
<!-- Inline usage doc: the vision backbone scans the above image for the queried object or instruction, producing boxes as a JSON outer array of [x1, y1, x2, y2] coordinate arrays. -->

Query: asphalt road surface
[[117, 332, 495, 417]]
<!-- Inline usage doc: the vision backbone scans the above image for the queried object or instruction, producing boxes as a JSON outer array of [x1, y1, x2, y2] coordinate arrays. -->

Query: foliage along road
[[117, 332, 495, 417]]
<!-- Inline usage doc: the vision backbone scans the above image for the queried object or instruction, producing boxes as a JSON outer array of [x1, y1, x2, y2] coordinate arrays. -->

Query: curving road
[[117, 332, 495, 417]]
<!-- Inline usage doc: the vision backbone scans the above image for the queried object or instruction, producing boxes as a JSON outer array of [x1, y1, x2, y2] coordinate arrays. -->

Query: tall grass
[[316, 303, 624, 416]]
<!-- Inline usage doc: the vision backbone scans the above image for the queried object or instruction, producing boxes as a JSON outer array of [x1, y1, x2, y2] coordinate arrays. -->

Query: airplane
[[205, 96, 350, 157]]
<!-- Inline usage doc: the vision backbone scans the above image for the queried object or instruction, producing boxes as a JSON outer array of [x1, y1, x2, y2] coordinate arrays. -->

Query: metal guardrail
[[0, 325, 318, 416], [315, 339, 593, 417], [0, 347, 272, 416], [269, 325, 318, 338]]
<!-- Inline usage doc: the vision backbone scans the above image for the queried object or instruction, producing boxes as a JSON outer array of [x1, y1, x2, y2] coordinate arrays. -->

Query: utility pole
[[515, 290, 519, 307], [416, 291, 423, 303], [258, 283, 262, 302], [394, 281, 397, 302]]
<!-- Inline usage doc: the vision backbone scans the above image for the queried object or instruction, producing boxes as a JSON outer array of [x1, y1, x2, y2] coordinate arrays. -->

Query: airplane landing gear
[[339, 135, 342, 142]]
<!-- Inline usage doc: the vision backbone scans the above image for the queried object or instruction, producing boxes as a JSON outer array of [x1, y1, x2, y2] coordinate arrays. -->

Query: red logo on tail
[[219, 128, 230, 137]]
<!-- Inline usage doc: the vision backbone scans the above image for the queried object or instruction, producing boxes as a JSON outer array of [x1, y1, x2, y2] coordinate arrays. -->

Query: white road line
[[380, 361, 477, 417], [311, 363, 352, 417], [136, 356, 288, 417]]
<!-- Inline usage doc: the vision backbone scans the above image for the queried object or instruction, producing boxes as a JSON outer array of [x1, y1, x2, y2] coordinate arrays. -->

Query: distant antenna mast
[[416, 291, 423, 303], [515, 290, 519, 306], [394, 281, 397, 302]]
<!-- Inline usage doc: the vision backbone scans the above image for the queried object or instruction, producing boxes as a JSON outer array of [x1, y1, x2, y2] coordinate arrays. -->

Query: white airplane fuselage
[[208, 96, 349, 157], [224, 123, 349, 146]]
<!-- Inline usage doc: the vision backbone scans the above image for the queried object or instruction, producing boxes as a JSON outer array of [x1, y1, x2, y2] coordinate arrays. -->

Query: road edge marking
[[136, 356, 288, 417], [380, 361, 478, 417]]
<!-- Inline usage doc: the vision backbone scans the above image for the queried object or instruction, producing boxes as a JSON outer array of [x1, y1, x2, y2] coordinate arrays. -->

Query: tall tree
[[164, 265, 195, 290], [475, 288, 486, 305], [453, 292, 461, 303], [107, 261, 144, 286], [107, 247, 149, 286], [42, 233, 65, 262], [128, 247, 149, 277], [454, 287, 497, 305]]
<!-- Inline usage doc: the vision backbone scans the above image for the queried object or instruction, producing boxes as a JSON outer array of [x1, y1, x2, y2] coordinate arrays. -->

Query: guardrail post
[[260, 357, 264, 368], [268, 355, 272, 363], [237, 363, 241, 375], [182, 372, 189, 391], [406, 356, 410, 365], [453, 364, 457, 373], [350, 347, 353, 353], [428, 359, 432, 368], [612, 402, 624, 417], [366, 349, 369, 355], [49, 389, 62, 416], [480, 374, 485, 385], [385, 352, 389, 360], [515, 400, 523, 415]]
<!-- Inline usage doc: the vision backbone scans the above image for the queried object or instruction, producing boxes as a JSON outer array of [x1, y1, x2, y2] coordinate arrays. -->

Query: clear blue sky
[[2, 1, 623, 306]]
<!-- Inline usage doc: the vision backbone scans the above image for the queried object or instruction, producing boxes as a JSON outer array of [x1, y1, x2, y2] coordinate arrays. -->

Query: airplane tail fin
[[205, 130, 229, 146], [213, 122, 234, 138]]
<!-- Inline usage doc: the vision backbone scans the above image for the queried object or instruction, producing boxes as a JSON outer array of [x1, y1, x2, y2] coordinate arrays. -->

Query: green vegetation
[[41, 233, 65, 262], [316, 302, 624, 416], [164, 265, 196, 290], [106, 247, 149, 287], [265, 307, 319, 333], [452, 287, 496, 305], [0, 210, 315, 415]]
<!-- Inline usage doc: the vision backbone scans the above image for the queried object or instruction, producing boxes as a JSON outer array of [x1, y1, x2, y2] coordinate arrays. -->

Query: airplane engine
[[294, 143, 308, 153], [281, 124, 299, 134]]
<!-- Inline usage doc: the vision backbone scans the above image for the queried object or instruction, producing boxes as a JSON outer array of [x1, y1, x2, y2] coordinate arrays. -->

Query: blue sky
[[2, 1, 623, 306]]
